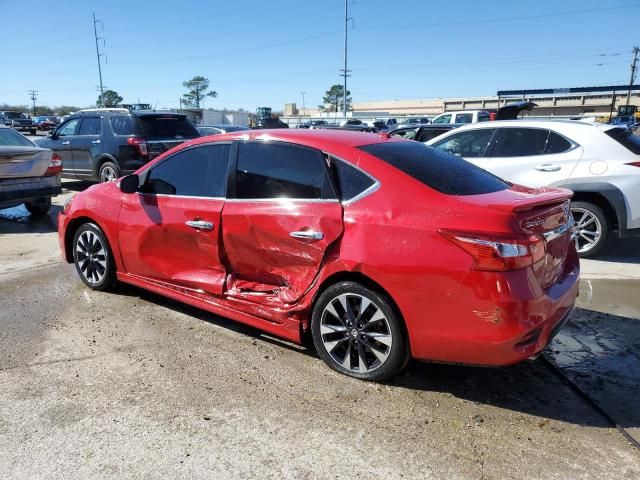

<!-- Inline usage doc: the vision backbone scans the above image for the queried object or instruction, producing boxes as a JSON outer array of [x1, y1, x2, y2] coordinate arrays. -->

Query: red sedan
[[58, 129, 579, 381]]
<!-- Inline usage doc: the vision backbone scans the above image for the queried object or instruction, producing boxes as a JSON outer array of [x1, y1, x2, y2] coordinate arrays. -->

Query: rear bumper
[[392, 252, 580, 366], [0, 176, 61, 209]]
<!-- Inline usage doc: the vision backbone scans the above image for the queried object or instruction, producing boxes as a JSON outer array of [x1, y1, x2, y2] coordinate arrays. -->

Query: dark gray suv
[[36, 108, 200, 182]]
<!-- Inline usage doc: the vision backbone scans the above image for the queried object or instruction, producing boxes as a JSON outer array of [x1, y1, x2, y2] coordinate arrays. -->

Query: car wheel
[[311, 281, 409, 382], [571, 201, 609, 257], [98, 161, 120, 183], [30, 129, 36, 135], [72, 223, 117, 291], [24, 197, 51, 216]]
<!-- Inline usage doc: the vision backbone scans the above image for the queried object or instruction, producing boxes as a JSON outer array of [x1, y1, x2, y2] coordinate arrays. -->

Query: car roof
[[191, 128, 396, 149], [449, 119, 618, 131]]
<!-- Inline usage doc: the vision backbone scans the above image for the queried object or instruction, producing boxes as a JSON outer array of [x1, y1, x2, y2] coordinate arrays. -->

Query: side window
[[432, 129, 496, 158], [477, 112, 491, 122], [78, 117, 102, 136], [390, 128, 418, 140], [544, 131, 573, 154], [455, 113, 473, 124], [432, 114, 451, 124], [418, 129, 448, 143], [491, 128, 549, 157], [331, 157, 376, 203], [235, 142, 334, 200], [57, 118, 80, 136], [144, 144, 230, 197], [110, 115, 140, 135]]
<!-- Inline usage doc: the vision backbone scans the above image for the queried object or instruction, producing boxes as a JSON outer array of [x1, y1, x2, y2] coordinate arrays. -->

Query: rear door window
[[544, 131, 573, 154], [143, 144, 231, 197], [235, 142, 335, 200], [78, 117, 102, 136], [331, 157, 376, 203], [455, 113, 473, 124], [418, 129, 449, 142], [431, 129, 496, 157], [491, 128, 549, 157], [359, 142, 508, 196], [137, 115, 199, 140]]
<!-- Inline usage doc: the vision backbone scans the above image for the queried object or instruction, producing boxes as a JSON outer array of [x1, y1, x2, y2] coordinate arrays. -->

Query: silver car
[[0, 126, 61, 216]]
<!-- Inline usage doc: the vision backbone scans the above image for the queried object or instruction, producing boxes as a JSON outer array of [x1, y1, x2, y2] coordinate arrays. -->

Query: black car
[[36, 109, 200, 182], [0, 111, 36, 135], [389, 124, 464, 142]]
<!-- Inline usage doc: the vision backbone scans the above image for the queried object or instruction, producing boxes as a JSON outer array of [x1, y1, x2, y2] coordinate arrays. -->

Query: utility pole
[[93, 13, 106, 106], [626, 46, 639, 107], [339, 0, 352, 118], [300, 91, 306, 115], [28, 90, 38, 116]]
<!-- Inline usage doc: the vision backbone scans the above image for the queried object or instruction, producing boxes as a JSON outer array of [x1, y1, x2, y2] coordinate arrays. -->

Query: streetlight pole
[[301, 91, 307, 116], [93, 13, 105, 106]]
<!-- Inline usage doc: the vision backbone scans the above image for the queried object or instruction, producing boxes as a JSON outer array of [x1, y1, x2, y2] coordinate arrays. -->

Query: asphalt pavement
[[1, 180, 639, 479]]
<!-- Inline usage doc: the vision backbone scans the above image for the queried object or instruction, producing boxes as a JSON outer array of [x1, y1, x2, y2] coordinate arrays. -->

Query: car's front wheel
[[311, 281, 409, 382], [72, 223, 117, 290], [571, 201, 609, 257]]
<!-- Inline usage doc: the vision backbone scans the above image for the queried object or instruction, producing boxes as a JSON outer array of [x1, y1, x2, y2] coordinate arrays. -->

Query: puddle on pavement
[[578, 278, 640, 319]]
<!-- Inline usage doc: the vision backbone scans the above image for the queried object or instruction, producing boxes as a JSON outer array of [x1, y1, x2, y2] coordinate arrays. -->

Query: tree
[[321, 84, 351, 113], [182, 76, 217, 108], [97, 90, 123, 107]]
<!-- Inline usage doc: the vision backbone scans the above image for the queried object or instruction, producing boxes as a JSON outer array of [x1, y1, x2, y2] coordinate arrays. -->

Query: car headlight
[[63, 196, 74, 214]]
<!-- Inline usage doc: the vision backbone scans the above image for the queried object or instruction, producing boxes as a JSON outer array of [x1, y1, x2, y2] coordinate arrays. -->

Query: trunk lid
[[462, 184, 574, 288], [0, 146, 53, 178]]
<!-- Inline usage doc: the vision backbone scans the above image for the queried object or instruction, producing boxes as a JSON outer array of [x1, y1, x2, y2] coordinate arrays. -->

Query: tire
[[24, 197, 51, 216], [311, 281, 409, 382], [571, 201, 609, 258], [98, 161, 120, 183], [72, 223, 117, 291]]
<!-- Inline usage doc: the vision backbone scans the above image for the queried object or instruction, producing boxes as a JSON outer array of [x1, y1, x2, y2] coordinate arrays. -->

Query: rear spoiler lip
[[486, 186, 573, 213]]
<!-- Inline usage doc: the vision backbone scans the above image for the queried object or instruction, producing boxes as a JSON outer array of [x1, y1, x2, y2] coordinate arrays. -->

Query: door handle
[[185, 220, 214, 231], [289, 230, 324, 241], [534, 164, 561, 172], [91, 139, 101, 144], [61, 141, 70, 145]]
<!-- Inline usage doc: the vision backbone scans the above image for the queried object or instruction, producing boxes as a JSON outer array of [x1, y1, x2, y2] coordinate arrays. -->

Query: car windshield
[[137, 114, 199, 140], [359, 141, 509, 196], [4, 112, 25, 119], [0, 128, 35, 146]]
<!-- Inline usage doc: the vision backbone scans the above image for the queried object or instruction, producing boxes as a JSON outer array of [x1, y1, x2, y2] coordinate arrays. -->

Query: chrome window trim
[[324, 153, 381, 206]]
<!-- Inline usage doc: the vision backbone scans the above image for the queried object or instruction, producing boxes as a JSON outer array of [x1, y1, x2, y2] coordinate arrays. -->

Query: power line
[[357, 3, 640, 30]]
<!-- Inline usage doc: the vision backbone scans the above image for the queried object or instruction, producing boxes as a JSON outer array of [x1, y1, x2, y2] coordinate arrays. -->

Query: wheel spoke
[[357, 343, 368, 372], [579, 216, 596, 229], [338, 294, 356, 323], [363, 331, 393, 347], [341, 343, 352, 369], [357, 297, 371, 321], [320, 324, 347, 335], [324, 337, 349, 353], [361, 338, 389, 363]]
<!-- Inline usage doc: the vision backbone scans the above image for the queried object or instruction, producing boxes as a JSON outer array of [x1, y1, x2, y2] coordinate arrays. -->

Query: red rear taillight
[[44, 153, 62, 176], [626, 161, 640, 168], [127, 137, 148, 157], [440, 230, 545, 272]]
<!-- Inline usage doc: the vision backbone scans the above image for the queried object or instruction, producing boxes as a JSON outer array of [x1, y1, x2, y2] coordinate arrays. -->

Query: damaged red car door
[[118, 143, 231, 295], [221, 141, 343, 304]]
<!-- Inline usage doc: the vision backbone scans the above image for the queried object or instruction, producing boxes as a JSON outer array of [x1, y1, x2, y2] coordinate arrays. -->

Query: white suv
[[427, 120, 640, 256]]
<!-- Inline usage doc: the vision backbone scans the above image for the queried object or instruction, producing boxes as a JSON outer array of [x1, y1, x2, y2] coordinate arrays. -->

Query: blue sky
[[2, 0, 638, 111]]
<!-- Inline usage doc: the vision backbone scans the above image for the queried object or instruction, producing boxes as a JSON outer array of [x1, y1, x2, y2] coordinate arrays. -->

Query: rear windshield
[[0, 128, 34, 147], [605, 127, 640, 155], [358, 141, 509, 196], [3, 112, 25, 119], [137, 115, 199, 140]]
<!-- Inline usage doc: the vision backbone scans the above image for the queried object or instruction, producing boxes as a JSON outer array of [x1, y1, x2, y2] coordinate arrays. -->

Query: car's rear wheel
[[570, 201, 609, 257], [25, 197, 51, 217], [311, 281, 408, 382], [98, 161, 120, 183], [72, 223, 117, 291]]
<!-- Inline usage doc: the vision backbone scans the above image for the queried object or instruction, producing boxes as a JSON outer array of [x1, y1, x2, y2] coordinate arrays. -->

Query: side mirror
[[49, 130, 57, 139], [119, 174, 140, 194]]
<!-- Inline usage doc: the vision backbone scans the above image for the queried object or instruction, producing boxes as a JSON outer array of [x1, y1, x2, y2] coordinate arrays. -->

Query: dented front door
[[221, 140, 343, 304]]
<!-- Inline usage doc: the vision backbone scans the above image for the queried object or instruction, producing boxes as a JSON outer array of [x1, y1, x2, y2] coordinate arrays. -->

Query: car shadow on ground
[[592, 237, 640, 264], [0, 204, 62, 234], [110, 281, 637, 429]]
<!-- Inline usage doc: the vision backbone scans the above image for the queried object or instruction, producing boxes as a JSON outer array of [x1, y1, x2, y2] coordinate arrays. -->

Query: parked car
[[35, 108, 200, 182], [58, 129, 578, 381], [431, 101, 537, 125], [0, 125, 61, 215], [427, 120, 640, 256], [33, 116, 58, 131], [197, 125, 250, 136], [398, 117, 431, 127], [389, 124, 463, 142], [339, 119, 363, 127], [0, 111, 36, 135], [298, 120, 329, 129]]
